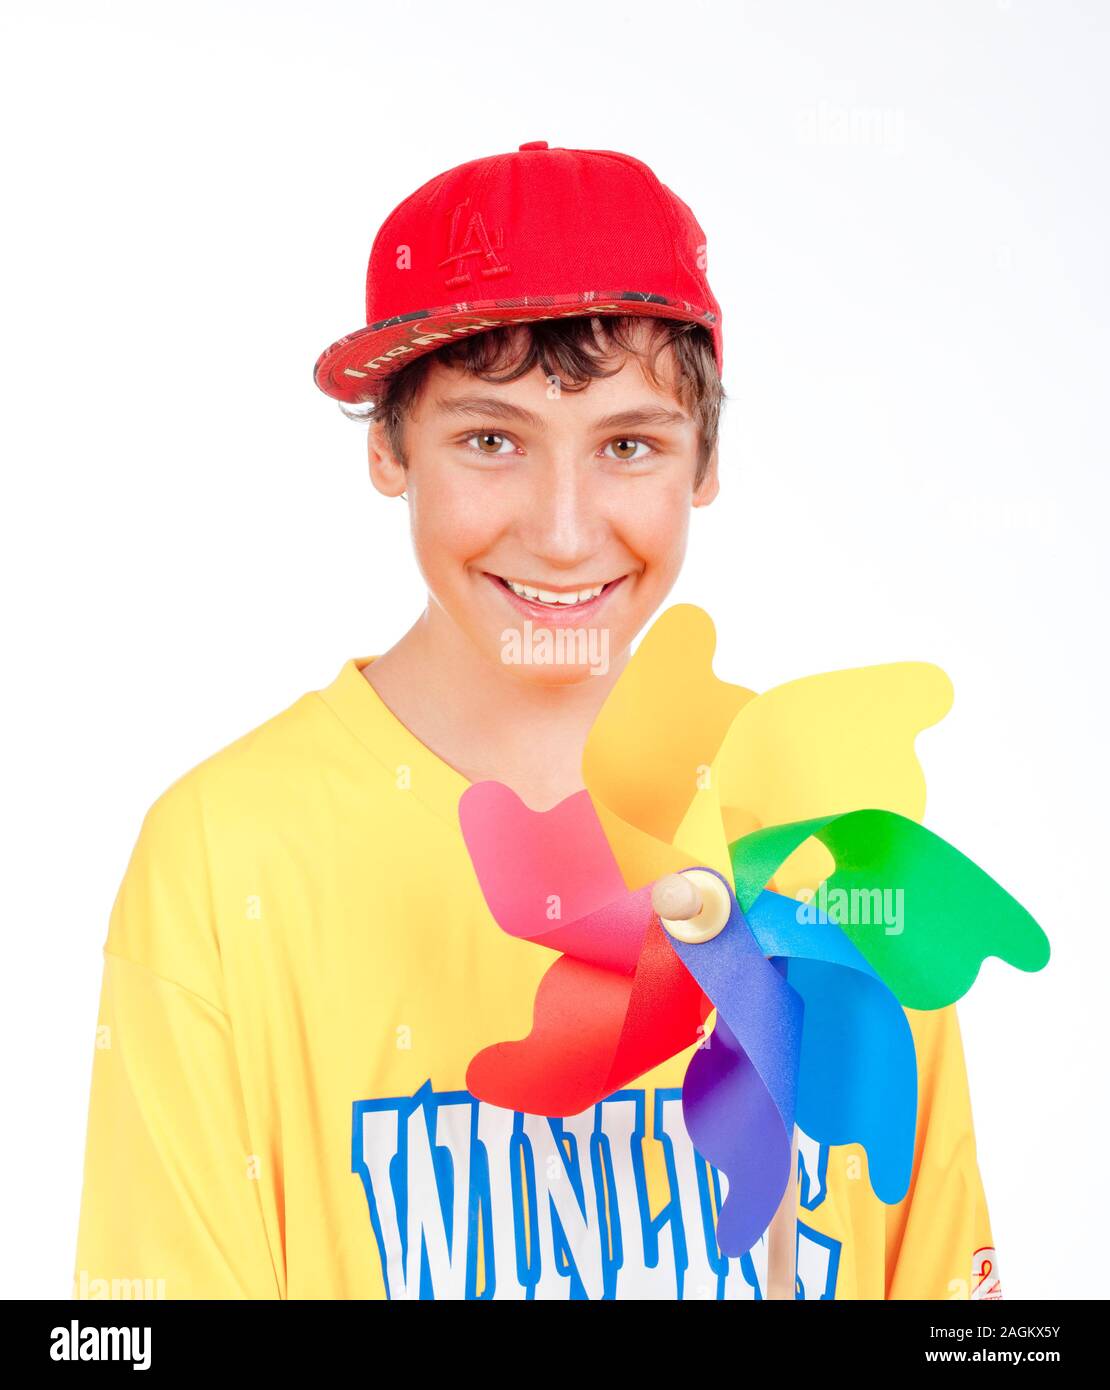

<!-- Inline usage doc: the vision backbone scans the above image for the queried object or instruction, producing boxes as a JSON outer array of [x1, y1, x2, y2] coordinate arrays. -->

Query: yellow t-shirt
[[73, 656, 998, 1301]]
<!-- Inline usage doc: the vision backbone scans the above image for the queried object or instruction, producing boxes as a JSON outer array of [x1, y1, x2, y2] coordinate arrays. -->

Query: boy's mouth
[[484, 572, 626, 620]]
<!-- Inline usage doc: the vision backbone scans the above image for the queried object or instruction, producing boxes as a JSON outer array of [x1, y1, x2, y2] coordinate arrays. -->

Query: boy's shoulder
[[157, 685, 317, 795], [133, 671, 356, 865], [105, 677, 354, 983]]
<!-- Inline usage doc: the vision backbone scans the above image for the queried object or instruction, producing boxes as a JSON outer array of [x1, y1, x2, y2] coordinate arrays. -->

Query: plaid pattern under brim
[[313, 289, 719, 402]]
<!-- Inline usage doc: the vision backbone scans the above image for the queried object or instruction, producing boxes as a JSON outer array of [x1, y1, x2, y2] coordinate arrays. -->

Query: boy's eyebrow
[[590, 406, 690, 431], [432, 396, 690, 431]]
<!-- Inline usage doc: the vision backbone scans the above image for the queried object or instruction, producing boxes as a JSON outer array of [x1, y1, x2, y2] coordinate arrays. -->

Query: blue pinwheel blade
[[747, 889, 918, 1203]]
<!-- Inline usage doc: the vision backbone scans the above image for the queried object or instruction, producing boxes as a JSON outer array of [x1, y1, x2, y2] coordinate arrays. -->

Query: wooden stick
[[766, 1123, 799, 1300]]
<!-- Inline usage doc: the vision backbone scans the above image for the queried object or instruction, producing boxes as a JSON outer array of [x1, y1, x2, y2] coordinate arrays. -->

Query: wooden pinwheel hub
[[652, 870, 731, 943]]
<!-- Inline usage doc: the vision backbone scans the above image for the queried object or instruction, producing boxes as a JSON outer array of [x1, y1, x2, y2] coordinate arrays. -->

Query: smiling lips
[[487, 572, 625, 622], [503, 577, 605, 606]]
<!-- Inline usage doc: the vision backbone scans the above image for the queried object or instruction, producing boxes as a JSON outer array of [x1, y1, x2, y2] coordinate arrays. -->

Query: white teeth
[[503, 578, 606, 605]]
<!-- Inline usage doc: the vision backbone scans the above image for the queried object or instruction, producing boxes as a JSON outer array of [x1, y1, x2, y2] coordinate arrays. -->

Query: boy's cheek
[[619, 496, 694, 577], [409, 494, 503, 575]]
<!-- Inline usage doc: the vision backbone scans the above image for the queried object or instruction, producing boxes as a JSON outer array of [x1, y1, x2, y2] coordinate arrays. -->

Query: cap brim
[[313, 290, 719, 402]]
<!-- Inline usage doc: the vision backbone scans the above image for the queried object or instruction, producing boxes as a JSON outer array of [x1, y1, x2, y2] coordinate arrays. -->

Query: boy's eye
[[603, 437, 652, 462], [464, 431, 516, 455], [459, 432, 655, 461]]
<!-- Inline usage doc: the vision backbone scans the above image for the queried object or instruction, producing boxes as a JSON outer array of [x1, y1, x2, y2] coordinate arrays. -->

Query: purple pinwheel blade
[[682, 1010, 796, 1257]]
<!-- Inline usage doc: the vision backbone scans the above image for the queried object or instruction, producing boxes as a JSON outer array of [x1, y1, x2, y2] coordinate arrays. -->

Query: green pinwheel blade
[[729, 809, 1050, 1010]]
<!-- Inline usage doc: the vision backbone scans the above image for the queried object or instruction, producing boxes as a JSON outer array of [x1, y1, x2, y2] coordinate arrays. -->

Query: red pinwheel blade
[[459, 780, 711, 1115], [465, 886, 711, 1117]]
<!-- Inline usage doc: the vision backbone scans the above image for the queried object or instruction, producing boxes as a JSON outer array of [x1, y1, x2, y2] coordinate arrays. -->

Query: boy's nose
[[519, 458, 610, 567]]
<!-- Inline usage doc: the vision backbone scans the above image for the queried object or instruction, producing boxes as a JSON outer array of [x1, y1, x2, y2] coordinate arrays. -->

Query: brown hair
[[340, 315, 725, 488]]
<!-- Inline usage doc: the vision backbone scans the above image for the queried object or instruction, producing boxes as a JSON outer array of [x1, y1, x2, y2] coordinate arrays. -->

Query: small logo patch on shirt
[[972, 1246, 1002, 1300]]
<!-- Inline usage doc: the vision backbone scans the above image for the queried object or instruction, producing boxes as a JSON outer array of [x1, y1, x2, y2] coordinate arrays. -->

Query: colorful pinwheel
[[457, 606, 1050, 1259]]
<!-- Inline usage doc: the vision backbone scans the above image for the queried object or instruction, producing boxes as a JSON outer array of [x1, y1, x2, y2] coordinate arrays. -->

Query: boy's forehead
[[420, 337, 689, 422]]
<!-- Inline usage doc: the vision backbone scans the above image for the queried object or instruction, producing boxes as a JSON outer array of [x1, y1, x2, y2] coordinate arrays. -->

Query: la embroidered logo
[[439, 198, 511, 288], [972, 1246, 1002, 1300]]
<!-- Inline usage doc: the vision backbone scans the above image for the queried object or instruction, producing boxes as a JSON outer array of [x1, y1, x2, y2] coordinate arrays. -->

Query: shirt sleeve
[[73, 779, 282, 1300], [883, 1002, 998, 1300]]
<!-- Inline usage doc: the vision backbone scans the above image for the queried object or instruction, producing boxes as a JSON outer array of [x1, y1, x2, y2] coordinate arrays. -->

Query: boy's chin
[[500, 660, 612, 687]]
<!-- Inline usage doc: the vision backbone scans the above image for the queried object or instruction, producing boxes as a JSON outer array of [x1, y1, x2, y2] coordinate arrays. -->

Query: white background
[[2, 0, 1106, 1300]]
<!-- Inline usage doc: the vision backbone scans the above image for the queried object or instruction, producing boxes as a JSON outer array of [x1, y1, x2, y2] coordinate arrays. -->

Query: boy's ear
[[692, 445, 720, 508], [367, 420, 408, 498]]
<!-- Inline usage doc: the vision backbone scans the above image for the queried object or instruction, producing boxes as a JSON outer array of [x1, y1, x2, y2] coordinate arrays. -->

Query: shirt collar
[[315, 656, 472, 828]]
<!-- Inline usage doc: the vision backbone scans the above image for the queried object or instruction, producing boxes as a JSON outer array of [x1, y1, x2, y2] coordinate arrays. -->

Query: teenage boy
[[74, 141, 997, 1301]]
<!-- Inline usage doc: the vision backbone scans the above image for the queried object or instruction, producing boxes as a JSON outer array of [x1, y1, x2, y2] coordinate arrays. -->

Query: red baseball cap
[[313, 140, 722, 402]]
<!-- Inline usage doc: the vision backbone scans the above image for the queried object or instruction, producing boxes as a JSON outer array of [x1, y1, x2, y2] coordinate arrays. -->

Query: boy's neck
[[362, 605, 631, 812]]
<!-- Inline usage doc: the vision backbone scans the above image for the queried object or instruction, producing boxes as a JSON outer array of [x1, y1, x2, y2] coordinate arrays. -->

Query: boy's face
[[367, 322, 719, 685]]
